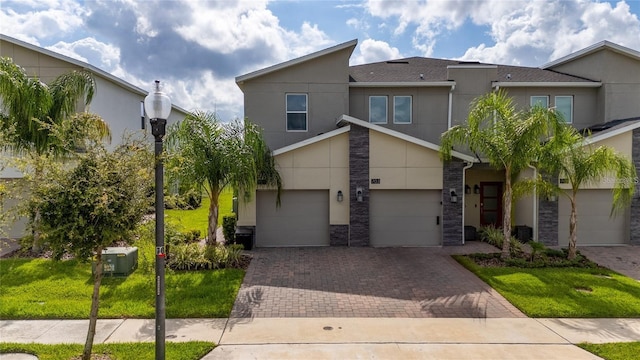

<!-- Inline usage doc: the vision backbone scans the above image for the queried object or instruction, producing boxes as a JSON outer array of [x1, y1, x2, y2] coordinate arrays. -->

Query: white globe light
[[144, 80, 172, 120]]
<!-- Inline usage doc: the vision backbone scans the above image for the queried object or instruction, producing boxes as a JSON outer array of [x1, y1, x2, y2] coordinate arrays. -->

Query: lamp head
[[144, 80, 172, 120]]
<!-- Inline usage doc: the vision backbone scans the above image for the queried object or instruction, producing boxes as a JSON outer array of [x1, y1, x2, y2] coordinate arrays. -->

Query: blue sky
[[2, 0, 640, 121]]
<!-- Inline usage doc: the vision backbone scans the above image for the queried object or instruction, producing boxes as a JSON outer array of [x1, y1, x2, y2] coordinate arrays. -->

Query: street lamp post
[[144, 80, 171, 360]]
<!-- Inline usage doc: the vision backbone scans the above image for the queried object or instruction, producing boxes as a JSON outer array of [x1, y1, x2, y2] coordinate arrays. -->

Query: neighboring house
[[0, 34, 188, 238], [235, 39, 640, 248]]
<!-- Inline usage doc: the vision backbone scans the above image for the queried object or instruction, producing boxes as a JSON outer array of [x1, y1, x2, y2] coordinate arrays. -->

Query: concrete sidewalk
[[2, 317, 639, 359]]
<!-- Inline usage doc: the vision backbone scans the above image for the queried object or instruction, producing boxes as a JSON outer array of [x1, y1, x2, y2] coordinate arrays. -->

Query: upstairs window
[[530, 96, 549, 108], [555, 96, 573, 123], [286, 93, 308, 131], [393, 96, 412, 124], [369, 96, 388, 124]]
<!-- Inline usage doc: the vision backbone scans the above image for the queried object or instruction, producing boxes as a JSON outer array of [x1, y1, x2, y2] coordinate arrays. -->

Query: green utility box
[[92, 247, 138, 277]]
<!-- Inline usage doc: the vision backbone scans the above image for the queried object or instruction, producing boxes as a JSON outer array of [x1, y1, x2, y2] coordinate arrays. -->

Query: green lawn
[[0, 258, 244, 319], [579, 342, 640, 360], [166, 188, 234, 236], [0, 342, 214, 360], [455, 256, 640, 318]]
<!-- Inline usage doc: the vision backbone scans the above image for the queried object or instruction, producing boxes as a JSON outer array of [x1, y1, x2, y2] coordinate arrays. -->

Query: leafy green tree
[[540, 125, 637, 259], [440, 90, 564, 259], [166, 111, 281, 246], [31, 127, 151, 360], [0, 57, 110, 252]]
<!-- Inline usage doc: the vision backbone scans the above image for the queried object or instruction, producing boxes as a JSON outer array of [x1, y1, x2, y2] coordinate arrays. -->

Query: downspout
[[462, 161, 474, 245], [528, 164, 538, 241], [447, 84, 456, 129]]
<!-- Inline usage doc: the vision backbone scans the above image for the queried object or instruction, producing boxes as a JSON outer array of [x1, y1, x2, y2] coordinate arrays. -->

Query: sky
[[2, 0, 640, 121]]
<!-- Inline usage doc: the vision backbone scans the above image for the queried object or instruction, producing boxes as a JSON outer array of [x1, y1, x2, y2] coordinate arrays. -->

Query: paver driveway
[[231, 242, 525, 318]]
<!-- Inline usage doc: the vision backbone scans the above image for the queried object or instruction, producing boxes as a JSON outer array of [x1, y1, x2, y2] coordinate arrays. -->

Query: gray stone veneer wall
[[538, 173, 559, 246], [349, 125, 370, 246], [630, 128, 640, 245], [442, 161, 464, 246], [330, 225, 349, 246]]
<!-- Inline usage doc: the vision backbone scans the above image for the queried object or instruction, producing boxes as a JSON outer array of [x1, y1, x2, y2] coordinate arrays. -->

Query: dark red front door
[[480, 182, 503, 227]]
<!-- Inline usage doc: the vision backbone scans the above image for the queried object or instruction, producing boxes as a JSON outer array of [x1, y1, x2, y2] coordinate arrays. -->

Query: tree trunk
[[567, 192, 578, 260], [83, 246, 104, 360], [31, 158, 43, 255], [501, 168, 512, 260], [206, 190, 220, 246]]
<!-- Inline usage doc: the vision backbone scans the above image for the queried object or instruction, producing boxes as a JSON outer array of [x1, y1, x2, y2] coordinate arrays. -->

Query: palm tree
[[166, 111, 281, 246], [540, 125, 637, 259], [440, 90, 564, 259], [0, 57, 110, 252]]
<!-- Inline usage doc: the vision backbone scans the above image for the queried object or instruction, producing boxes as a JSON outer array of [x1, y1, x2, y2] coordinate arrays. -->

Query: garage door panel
[[256, 190, 329, 247], [370, 190, 441, 247], [558, 190, 628, 245]]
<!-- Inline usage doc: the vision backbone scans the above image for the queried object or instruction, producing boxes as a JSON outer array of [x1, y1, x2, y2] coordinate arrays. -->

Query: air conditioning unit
[[92, 247, 138, 277]]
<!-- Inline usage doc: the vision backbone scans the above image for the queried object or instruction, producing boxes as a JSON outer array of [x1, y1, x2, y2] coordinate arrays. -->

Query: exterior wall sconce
[[337, 190, 343, 202], [450, 189, 458, 203], [474, 184, 480, 194], [465, 184, 471, 194], [356, 186, 364, 202]]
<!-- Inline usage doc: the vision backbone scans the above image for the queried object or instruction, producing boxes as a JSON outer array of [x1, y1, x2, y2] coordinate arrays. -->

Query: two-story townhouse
[[235, 38, 640, 249], [0, 34, 188, 238]]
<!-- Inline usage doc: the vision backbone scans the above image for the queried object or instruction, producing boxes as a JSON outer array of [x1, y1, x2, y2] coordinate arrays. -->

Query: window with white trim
[[369, 96, 388, 124], [393, 96, 412, 124], [555, 96, 573, 123], [530, 95, 549, 108], [286, 93, 308, 131]]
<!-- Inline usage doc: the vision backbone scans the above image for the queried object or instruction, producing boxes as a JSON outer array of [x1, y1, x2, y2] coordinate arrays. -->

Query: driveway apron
[[231, 242, 524, 318]]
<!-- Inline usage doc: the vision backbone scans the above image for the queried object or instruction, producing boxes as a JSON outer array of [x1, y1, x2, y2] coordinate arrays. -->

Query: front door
[[480, 182, 503, 227]]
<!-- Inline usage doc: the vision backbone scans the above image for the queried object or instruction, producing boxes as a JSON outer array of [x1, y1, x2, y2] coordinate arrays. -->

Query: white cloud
[[459, 1, 640, 65], [365, 0, 640, 65], [0, 0, 86, 42], [351, 38, 402, 65], [47, 38, 121, 70]]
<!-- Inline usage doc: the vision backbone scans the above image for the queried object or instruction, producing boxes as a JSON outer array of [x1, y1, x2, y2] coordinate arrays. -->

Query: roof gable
[[236, 39, 357, 84], [336, 114, 476, 162], [543, 41, 640, 69]]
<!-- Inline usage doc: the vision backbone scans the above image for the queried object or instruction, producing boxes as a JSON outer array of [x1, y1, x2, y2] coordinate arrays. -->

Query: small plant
[[479, 225, 504, 248], [222, 215, 237, 244], [529, 241, 546, 262], [479, 225, 524, 257]]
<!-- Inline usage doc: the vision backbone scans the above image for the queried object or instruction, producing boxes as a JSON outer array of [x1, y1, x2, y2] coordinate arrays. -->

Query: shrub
[[222, 215, 237, 244], [168, 243, 245, 271], [479, 225, 525, 257]]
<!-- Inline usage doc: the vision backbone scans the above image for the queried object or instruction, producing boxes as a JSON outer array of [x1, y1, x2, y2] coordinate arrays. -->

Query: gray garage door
[[559, 189, 628, 245], [370, 190, 442, 247], [256, 190, 330, 247]]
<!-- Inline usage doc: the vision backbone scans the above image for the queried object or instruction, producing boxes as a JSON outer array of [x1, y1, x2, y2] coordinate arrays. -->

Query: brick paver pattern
[[578, 246, 640, 281], [231, 242, 525, 318]]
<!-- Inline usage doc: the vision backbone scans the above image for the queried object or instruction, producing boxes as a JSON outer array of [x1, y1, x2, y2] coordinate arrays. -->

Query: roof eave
[[272, 126, 351, 156], [492, 81, 602, 88], [349, 81, 455, 88], [585, 120, 640, 145]]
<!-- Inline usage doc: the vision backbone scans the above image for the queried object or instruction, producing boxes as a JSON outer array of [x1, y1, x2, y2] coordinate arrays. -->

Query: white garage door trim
[[256, 190, 330, 247], [558, 189, 628, 245], [370, 190, 442, 247]]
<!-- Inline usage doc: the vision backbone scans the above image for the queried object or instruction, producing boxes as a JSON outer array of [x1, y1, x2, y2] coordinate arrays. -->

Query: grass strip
[[0, 342, 214, 360], [578, 342, 640, 360], [454, 255, 640, 318], [0, 258, 244, 319]]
